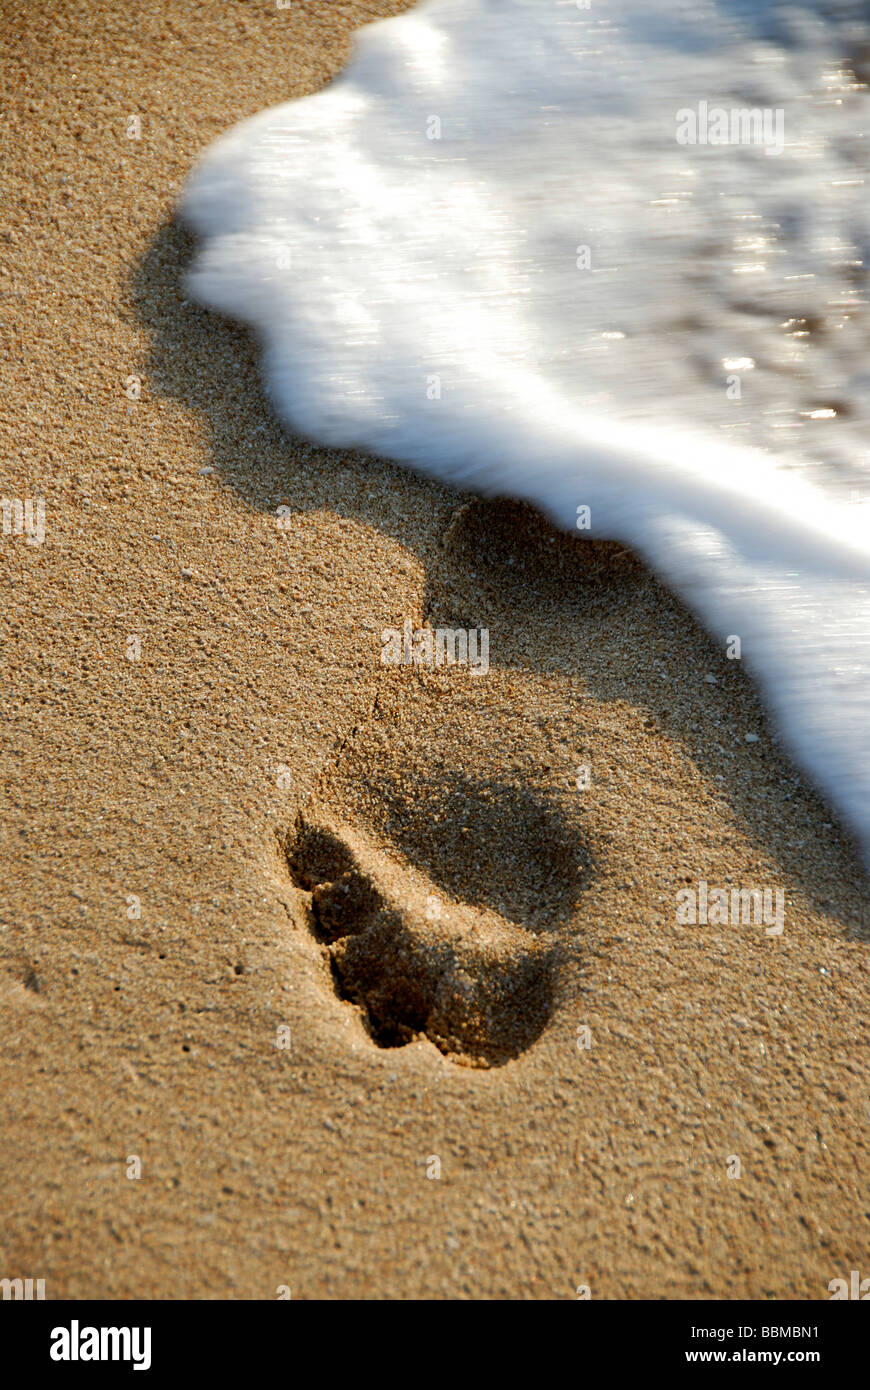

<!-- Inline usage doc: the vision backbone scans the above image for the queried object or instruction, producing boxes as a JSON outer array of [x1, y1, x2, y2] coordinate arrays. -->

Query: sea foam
[[181, 0, 870, 867]]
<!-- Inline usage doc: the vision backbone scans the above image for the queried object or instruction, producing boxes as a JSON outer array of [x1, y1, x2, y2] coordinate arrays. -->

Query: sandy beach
[[0, 0, 868, 1299]]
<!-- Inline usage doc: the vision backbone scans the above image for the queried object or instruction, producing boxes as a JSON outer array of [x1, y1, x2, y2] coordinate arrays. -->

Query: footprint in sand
[[286, 766, 591, 1068], [280, 503, 626, 1069]]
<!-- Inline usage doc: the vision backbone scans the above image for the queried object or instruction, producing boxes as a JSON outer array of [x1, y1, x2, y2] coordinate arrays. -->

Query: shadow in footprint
[[286, 785, 589, 1067], [436, 496, 644, 616], [347, 766, 589, 929]]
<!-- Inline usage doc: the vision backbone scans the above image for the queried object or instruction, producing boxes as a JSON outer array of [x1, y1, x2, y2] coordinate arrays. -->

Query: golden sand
[[0, 0, 867, 1299]]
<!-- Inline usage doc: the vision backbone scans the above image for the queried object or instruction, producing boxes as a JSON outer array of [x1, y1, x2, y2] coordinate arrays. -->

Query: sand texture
[[0, 0, 868, 1299]]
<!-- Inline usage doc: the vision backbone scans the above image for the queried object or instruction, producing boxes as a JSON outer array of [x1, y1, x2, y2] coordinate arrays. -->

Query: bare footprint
[[287, 797, 585, 1068]]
